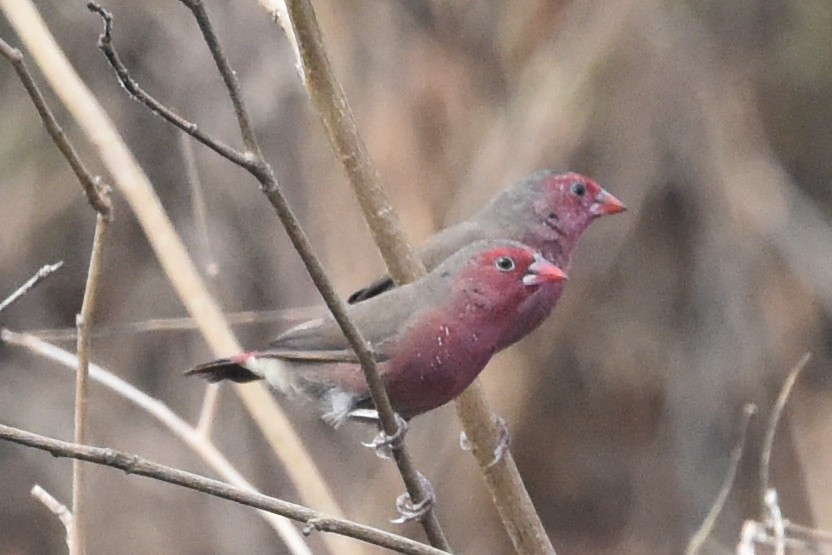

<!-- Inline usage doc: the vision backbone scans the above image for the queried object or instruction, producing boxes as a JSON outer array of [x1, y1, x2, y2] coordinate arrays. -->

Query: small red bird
[[187, 241, 567, 425], [349, 170, 625, 350]]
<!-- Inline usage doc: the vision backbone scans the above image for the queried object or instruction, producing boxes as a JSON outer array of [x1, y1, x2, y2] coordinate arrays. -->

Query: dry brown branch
[[280, 1, 554, 552], [71, 214, 109, 555], [0, 424, 448, 555], [760, 353, 811, 505], [686, 403, 757, 555], [31, 485, 73, 552], [87, 1, 445, 546], [0, 6, 347, 553], [2, 329, 312, 555], [0, 37, 111, 217]]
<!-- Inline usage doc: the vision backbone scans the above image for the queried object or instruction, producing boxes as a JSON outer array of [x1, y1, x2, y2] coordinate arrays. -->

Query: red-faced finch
[[187, 240, 567, 426], [349, 170, 625, 350]]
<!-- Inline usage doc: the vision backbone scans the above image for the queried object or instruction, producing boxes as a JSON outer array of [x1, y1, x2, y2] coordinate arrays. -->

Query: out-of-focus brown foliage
[[1, 1, 831, 554]]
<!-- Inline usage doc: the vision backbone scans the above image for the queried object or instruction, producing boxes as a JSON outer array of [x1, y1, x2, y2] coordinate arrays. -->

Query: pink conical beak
[[591, 189, 627, 216], [523, 254, 568, 286]]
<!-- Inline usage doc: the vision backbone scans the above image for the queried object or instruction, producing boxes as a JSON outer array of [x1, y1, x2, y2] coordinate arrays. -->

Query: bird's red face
[[457, 244, 568, 311], [533, 172, 626, 243]]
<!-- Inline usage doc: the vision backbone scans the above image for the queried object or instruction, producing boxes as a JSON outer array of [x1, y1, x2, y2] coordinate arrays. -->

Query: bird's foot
[[391, 472, 435, 524], [362, 412, 408, 460], [459, 415, 511, 468]]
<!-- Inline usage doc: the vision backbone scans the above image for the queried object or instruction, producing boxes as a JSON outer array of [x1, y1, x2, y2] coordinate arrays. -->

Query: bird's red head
[[454, 242, 568, 312], [532, 172, 626, 244]]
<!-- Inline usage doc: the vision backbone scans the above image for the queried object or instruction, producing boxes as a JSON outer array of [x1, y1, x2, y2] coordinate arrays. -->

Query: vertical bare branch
[[72, 214, 110, 555], [280, 1, 555, 552]]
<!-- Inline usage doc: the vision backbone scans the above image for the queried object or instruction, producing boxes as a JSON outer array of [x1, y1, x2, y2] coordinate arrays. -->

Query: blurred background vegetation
[[1, 0, 831, 553]]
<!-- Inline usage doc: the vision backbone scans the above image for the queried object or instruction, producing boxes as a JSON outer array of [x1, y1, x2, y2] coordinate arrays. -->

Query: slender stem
[[686, 403, 757, 555], [32, 485, 73, 552], [760, 353, 811, 507], [72, 213, 109, 555], [0, 261, 63, 314], [24, 306, 322, 342], [0, 424, 448, 555]]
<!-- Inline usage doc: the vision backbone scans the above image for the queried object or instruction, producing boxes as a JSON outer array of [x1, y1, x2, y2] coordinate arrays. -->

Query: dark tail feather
[[347, 275, 396, 304], [185, 359, 261, 383]]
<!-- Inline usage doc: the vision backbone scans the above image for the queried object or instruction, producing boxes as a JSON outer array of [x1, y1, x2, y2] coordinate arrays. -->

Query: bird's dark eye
[[571, 182, 587, 197], [495, 256, 515, 272], [547, 211, 558, 221]]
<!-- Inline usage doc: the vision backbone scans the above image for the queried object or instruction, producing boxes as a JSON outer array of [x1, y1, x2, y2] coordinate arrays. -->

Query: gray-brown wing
[[270, 273, 451, 363], [347, 220, 485, 304]]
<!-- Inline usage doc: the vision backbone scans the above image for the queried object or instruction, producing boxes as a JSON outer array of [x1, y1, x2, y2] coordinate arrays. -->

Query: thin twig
[[3, 329, 311, 555], [760, 353, 811, 504], [71, 214, 109, 555], [0, 6, 349, 551], [785, 520, 832, 545], [0, 37, 111, 217], [31, 484, 73, 552], [686, 403, 757, 555], [86, 3, 252, 169], [88, 2, 447, 548], [24, 306, 322, 341], [0, 424, 448, 555], [180, 134, 219, 278], [0, 261, 64, 314], [280, 2, 555, 552]]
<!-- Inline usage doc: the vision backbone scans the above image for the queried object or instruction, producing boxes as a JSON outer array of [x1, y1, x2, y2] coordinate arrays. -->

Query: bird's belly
[[383, 331, 495, 418]]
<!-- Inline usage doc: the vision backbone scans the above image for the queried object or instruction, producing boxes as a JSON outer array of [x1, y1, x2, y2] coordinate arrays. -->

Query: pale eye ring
[[571, 182, 587, 197], [495, 256, 515, 272]]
